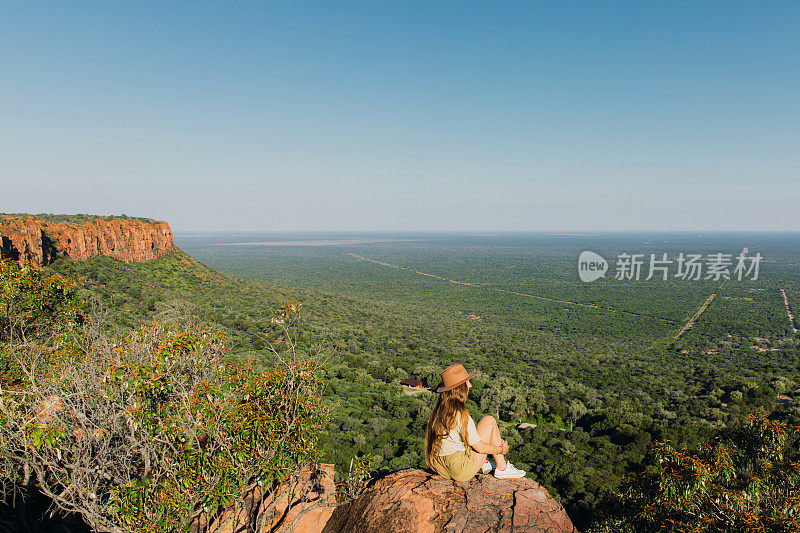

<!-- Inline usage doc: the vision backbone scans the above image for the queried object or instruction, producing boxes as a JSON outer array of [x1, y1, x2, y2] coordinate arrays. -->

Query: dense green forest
[[45, 232, 800, 529]]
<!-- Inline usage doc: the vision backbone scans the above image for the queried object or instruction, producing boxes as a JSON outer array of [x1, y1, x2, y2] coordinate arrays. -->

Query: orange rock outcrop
[[0, 215, 174, 266], [190, 464, 336, 533], [190, 466, 577, 533], [325, 468, 578, 532]]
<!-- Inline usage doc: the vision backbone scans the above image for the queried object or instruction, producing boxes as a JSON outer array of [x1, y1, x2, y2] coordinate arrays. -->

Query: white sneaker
[[493, 462, 526, 479], [481, 460, 495, 474]]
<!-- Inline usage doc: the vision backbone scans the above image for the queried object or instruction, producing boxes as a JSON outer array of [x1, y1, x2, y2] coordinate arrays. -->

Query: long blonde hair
[[425, 382, 470, 466]]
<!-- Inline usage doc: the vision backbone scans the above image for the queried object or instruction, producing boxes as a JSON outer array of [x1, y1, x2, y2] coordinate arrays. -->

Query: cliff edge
[[0, 214, 174, 266]]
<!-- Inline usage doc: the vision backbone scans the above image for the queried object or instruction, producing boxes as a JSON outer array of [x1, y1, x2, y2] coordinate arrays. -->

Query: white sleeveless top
[[436, 412, 482, 456]]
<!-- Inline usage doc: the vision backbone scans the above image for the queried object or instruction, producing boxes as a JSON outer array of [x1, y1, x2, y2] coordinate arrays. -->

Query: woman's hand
[[472, 438, 511, 455]]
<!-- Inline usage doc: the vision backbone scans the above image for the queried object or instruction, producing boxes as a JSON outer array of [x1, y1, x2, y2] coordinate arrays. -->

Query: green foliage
[[0, 259, 83, 344], [0, 276, 328, 532], [609, 414, 800, 532], [108, 322, 327, 531], [0, 259, 83, 382], [339, 453, 373, 500]]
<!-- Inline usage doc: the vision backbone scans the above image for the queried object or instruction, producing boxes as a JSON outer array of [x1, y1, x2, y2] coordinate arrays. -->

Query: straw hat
[[436, 363, 477, 393]]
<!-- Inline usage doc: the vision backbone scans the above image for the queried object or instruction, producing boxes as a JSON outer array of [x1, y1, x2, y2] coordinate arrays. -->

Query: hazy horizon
[[172, 229, 800, 235]]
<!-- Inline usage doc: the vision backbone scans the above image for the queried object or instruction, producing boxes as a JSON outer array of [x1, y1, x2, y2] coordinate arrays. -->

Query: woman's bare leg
[[476, 415, 507, 471]]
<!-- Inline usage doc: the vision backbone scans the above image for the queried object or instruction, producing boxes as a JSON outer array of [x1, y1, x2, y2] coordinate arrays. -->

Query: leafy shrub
[[339, 454, 372, 501], [0, 264, 327, 532], [0, 260, 83, 382], [605, 414, 800, 532]]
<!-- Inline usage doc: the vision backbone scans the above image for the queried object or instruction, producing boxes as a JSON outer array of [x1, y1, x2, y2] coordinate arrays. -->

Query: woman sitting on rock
[[425, 363, 526, 481]]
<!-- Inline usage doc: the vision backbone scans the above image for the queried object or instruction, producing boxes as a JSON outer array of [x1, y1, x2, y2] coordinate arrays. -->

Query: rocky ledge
[[200, 467, 577, 533], [325, 468, 577, 533]]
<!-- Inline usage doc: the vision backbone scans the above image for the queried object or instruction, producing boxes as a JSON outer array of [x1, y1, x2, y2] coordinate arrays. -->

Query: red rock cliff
[[0, 215, 174, 266]]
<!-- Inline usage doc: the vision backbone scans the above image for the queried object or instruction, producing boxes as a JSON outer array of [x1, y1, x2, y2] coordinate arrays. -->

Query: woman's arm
[[471, 438, 509, 455]]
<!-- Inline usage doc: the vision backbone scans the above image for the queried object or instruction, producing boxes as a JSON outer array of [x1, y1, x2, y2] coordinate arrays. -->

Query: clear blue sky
[[2, 1, 798, 231]]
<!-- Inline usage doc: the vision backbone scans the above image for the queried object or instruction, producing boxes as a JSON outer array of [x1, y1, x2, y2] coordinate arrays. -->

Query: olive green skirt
[[429, 448, 483, 482]]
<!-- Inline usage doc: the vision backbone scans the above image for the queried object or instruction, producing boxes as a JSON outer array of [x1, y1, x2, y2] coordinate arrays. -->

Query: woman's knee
[[476, 415, 498, 442], [477, 415, 498, 429]]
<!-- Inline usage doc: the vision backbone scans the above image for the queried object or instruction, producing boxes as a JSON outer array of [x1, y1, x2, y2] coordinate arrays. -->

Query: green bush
[[0, 259, 82, 344], [0, 265, 328, 532], [605, 414, 800, 532]]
